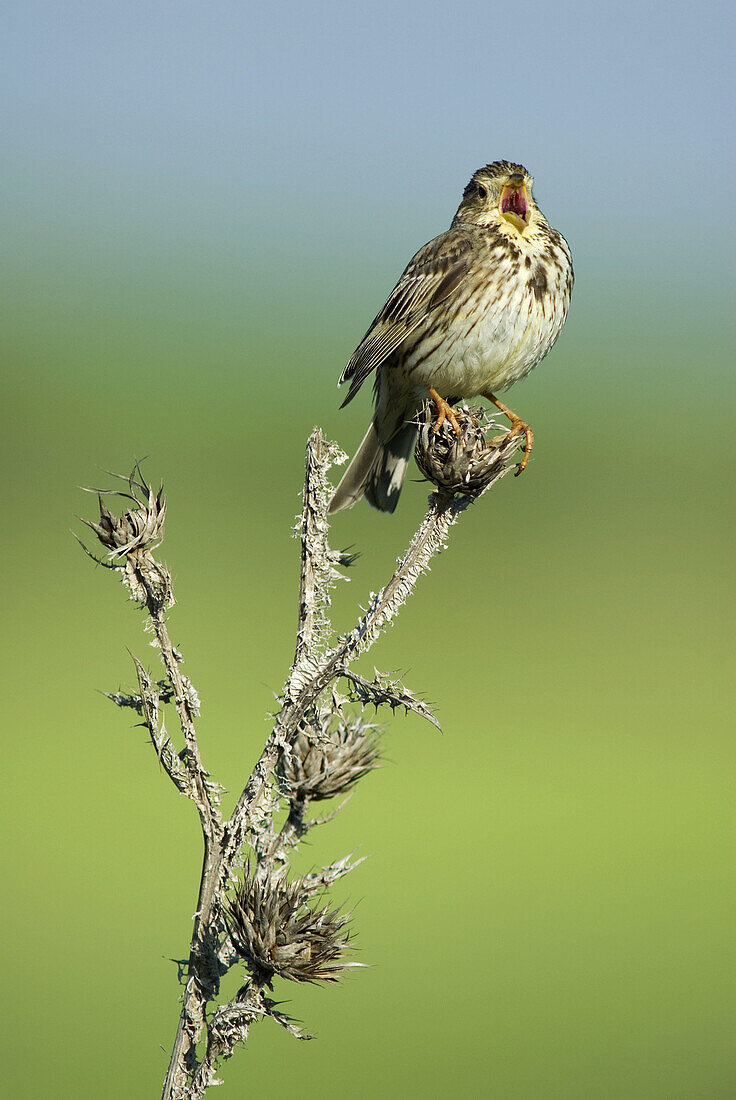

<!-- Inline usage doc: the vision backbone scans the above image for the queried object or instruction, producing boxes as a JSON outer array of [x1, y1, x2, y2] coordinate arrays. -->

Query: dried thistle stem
[[81, 419, 522, 1099]]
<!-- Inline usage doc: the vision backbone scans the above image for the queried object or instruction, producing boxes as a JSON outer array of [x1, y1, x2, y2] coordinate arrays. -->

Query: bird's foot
[[427, 388, 466, 436], [484, 393, 533, 475]]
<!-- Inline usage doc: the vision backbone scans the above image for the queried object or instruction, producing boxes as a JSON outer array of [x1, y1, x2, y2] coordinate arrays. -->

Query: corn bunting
[[329, 161, 573, 513]]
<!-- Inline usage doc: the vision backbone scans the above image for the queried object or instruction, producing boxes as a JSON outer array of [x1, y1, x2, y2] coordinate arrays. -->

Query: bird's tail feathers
[[328, 417, 417, 514]]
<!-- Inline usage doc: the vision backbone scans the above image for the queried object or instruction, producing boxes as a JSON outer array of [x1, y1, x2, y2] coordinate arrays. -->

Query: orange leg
[[484, 392, 534, 474], [427, 388, 464, 436]]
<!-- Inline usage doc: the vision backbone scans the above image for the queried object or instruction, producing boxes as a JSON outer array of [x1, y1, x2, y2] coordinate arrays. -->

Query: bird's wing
[[338, 229, 474, 406]]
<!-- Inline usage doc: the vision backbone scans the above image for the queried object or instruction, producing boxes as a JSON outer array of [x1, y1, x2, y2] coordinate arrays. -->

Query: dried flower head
[[226, 869, 354, 984], [414, 403, 517, 498], [277, 717, 381, 802], [82, 467, 166, 558], [80, 465, 172, 608]]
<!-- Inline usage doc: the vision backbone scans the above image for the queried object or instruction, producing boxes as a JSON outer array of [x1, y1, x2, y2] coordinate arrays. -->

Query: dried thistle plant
[[414, 401, 515, 497], [79, 418, 523, 1099], [225, 866, 355, 985], [277, 716, 381, 803]]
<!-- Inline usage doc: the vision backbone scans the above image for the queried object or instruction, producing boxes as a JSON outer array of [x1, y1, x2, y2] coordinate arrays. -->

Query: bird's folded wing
[[339, 230, 474, 406]]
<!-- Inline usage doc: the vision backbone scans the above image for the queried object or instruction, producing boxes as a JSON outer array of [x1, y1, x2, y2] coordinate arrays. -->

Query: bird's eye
[[477, 184, 487, 199]]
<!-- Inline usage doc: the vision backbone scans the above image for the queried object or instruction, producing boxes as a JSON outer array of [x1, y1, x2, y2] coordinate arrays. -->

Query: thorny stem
[[146, 602, 222, 840], [185, 979, 270, 1099], [163, 429, 520, 1097], [85, 424, 522, 1099], [127, 568, 224, 1100], [293, 431, 326, 667], [263, 797, 308, 865]]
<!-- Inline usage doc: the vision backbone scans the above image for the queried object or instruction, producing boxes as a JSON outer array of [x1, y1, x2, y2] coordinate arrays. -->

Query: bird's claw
[[428, 388, 465, 437], [483, 392, 533, 474], [512, 423, 534, 474]]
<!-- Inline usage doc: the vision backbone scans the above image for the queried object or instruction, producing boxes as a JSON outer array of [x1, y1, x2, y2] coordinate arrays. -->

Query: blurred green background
[[3, 2, 734, 1097]]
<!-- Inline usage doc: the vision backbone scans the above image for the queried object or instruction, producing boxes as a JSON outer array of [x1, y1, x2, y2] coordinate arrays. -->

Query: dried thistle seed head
[[226, 870, 354, 984], [82, 468, 166, 557], [414, 403, 514, 498], [277, 718, 381, 802], [80, 466, 172, 608]]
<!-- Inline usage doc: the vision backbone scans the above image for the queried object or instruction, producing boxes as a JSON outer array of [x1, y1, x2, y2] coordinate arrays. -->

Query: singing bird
[[328, 161, 573, 514]]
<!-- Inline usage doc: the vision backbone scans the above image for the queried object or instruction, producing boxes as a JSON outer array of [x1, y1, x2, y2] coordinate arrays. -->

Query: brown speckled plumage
[[329, 161, 573, 514]]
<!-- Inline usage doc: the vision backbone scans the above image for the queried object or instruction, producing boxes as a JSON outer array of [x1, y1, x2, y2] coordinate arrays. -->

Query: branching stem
[[83, 420, 521, 1099]]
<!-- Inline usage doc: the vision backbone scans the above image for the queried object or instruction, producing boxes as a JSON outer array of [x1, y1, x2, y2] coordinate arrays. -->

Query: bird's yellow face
[[454, 161, 536, 235]]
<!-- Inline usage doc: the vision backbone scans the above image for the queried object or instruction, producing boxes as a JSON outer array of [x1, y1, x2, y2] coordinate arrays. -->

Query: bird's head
[[453, 161, 538, 234]]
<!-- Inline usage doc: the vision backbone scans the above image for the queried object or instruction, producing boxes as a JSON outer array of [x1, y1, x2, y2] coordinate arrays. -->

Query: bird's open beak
[[499, 177, 530, 231]]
